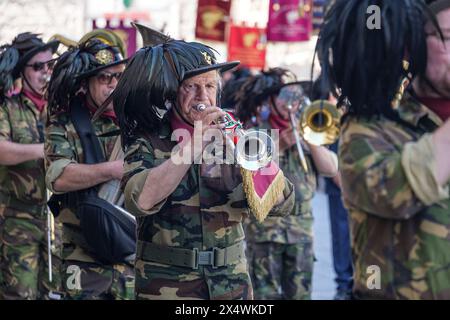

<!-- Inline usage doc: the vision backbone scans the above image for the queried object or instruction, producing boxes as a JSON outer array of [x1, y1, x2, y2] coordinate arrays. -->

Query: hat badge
[[201, 51, 212, 65], [95, 49, 114, 65]]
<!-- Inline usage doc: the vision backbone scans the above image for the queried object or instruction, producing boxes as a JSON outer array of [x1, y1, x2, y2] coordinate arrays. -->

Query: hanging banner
[[312, 0, 330, 34], [267, 0, 313, 42], [227, 24, 266, 69], [195, 0, 231, 42], [92, 18, 138, 58]]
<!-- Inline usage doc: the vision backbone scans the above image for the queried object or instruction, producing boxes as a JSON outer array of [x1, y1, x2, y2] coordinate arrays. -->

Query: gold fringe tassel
[[241, 167, 286, 223]]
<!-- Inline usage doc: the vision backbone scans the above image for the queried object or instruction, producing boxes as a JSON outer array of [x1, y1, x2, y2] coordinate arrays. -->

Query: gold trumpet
[[194, 104, 275, 171], [298, 98, 340, 146], [278, 84, 340, 172]]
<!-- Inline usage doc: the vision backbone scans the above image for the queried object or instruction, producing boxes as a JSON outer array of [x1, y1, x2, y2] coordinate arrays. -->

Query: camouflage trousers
[[0, 208, 63, 300], [134, 258, 253, 300], [246, 240, 314, 300], [61, 248, 135, 300]]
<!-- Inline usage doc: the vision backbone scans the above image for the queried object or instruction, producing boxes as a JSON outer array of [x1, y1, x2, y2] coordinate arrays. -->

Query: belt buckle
[[194, 247, 219, 269]]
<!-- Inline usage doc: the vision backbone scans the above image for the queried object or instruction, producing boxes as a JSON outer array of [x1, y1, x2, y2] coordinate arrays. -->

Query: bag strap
[[48, 97, 110, 216], [70, 96, 106, 164]]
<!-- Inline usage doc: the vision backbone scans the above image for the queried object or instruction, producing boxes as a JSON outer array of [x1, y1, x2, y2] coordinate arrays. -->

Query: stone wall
[[0, 0, 86, 43]]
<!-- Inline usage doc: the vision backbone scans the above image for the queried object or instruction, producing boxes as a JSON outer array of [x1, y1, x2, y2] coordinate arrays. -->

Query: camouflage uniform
[[339, 94, 450, 299], [122, 120, 295, 300], [0, 94, 62, 299], [245, 121, 316, 300], [45, 100, 135, 300]]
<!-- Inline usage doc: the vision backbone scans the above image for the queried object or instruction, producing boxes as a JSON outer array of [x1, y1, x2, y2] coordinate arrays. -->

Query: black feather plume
[[315, 0, 441, 119], [112, 40, 221, 147], [235, 68, 295, 124], [47, 39, 110, 114], [0, 45, 19, 98], [132, 23, 172, 47]]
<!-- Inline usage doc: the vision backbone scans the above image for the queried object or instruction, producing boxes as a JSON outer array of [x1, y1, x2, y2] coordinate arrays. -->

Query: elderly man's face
[[177, 70, 219, 124], [423, 9, 450, 97]]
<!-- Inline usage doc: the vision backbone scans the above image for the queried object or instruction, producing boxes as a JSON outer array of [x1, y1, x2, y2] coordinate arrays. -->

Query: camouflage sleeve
[[0, 101, 11, 141], [339, 121, 431, 220], [268, 177, 295, 217], [402, 133, 449, 205], [123, 138, 167, 217], [44, 113, 78, 194]]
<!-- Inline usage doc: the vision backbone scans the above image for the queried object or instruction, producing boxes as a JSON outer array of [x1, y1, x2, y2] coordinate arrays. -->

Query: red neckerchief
[[418, 97, 450, 122], [169, 108, 194, 143], [85, 97, 118, 124], [22, 89, 46, 113], [269, 113, 290, 133]]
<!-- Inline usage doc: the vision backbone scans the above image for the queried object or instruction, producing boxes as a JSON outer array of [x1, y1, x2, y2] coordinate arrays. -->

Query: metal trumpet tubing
[[194, 104, 274, 171]]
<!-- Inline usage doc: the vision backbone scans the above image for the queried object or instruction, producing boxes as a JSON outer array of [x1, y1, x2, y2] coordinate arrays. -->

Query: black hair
[[235, 68, 296, 124], [315, 0, 442, 120]]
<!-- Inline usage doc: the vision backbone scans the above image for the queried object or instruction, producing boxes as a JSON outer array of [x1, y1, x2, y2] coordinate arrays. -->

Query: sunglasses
[[26, 59, 56, 72], [96, 72, 123, 85]]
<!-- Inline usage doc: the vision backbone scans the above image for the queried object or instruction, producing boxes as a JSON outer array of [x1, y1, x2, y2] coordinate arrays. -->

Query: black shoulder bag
[[51, 96, 136, 265]]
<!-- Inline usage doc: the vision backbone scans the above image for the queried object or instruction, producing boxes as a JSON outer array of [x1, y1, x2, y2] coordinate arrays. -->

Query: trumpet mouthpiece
[[193, 104, 207, 112]]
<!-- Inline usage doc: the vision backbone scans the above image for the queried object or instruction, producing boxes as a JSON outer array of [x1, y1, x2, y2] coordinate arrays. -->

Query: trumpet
[[278, 84, 341, 172], [194, 104, 274, 171], [298, 99, 340, 146], [288, 104, 309, 172], [43, 74, 52, 83], [278, 85, 309, 171]]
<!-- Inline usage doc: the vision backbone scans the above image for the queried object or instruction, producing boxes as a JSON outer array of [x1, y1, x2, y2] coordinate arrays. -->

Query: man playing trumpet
[[114, 26, 295, 300]]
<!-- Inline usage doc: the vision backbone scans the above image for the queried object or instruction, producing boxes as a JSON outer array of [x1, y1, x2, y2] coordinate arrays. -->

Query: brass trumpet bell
[[299, 100, 340, 146]]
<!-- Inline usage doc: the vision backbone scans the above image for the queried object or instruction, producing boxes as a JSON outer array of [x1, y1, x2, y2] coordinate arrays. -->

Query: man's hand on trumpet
[[278, 127, 297, 152]]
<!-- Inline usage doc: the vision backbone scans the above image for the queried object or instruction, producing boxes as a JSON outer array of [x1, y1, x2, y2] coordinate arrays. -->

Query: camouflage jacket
[[122, 120, 294, 299], [339, 94, 450, 299], [45, 100, 118, 263], [245, 120, 317, 244], [0, 94, 46, 218]]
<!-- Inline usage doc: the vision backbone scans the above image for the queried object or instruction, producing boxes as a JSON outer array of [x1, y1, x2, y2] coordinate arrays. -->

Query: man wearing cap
[[317, 0, 450, 299], [114, 27, 295, 300], [45, 34, 134, 299], [235, 68, 338, 300], [0, 32, 61, 299]]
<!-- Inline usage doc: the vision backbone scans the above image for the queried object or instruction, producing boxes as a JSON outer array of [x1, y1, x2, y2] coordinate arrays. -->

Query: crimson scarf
[[418, 97, 450, 122], [169, 108, 194, 143], [23, 89, 46, 113], [85, 97, 118, 124], [269, 113, 290, 133]]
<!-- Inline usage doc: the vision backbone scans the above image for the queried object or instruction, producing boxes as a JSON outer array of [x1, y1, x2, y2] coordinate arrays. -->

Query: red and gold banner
[[267, 0, 313, 42], [195, 0, 231, 42], [227, 24, 266, 69]]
